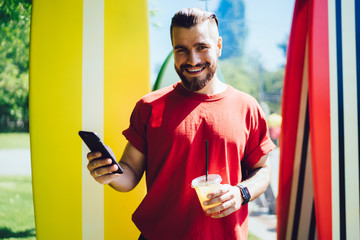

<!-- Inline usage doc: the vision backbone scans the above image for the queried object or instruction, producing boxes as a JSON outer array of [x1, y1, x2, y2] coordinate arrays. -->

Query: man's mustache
[[180, 62, 210, 70]]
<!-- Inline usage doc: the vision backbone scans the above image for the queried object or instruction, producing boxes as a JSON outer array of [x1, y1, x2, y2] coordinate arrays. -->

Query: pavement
[[0, 148, 279, 239], [248, 148, 279, 240], [0, 148, 32, 175], [249, 204, 277, 239]]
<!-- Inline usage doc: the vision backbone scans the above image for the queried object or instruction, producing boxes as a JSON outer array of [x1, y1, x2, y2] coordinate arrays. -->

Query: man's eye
[[198, 46, 207, 50]]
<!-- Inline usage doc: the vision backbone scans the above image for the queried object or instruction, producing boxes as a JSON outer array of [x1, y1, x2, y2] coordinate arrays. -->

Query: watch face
[[238, 185, 251, 205]]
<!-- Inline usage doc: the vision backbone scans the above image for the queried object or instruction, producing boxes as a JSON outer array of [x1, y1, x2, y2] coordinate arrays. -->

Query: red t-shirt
[[123, 82, 275, 240]]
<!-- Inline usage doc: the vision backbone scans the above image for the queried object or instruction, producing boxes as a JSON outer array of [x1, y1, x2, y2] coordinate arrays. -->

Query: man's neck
[[194, 77, 227, 95]]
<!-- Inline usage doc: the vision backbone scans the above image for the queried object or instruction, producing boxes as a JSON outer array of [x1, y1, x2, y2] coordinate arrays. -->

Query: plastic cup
[[191, 174, 222, 211]]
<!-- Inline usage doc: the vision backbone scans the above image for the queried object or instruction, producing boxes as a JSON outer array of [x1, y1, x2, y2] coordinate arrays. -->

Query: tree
[[215, 0, 286, 115], [219, 52, 284, 115], [0, 0, 31, 131], [219, 56, 259, 100], [215, 0, 247, 59], [277, 35, 288, 58]]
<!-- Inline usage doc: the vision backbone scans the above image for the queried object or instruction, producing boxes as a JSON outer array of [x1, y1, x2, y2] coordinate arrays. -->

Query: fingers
[[203, 185, 242, 218], [209, 206, 237, 218], [87, 151, 119, 177], [92, 171, 121, 185], [87, 157, 112, 171], [91, 163, 119, 177], [86, 151, 120, 185], [87, 151, 101, 161], [90, 163, 120, 185], [206, 199, 237, 218], [203, 184, 232, 206]]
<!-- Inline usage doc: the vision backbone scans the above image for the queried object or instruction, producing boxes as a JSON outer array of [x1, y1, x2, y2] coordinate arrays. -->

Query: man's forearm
[[108, 161, 143, 192], [239, 155, 271, 202]]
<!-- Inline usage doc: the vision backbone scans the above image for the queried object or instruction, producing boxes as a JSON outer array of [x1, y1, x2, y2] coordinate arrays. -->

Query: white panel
[[82, 0, 104, 239], [341, 0, 360, 239], [328, 0, 340, 239]]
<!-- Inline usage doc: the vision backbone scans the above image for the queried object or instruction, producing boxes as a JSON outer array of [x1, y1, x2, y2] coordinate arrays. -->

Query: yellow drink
[[191, 174, 222, 211], [194, 184, 222, 210]]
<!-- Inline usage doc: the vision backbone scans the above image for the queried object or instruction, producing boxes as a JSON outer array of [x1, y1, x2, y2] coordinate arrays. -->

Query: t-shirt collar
[[173, 82, 231, 101]]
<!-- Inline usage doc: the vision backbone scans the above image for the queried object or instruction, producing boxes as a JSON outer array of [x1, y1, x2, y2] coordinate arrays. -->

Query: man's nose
[[187, 51, 201, 66]]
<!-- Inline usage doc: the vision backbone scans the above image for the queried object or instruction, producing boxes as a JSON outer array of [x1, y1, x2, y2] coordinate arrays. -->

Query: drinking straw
[[205, 140, 208, 181]]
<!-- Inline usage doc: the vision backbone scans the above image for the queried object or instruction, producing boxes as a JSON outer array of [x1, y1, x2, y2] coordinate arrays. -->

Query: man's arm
[[87, 142, 146, 192], [203, 153, 271, 218], [239, 153, 272, 202]]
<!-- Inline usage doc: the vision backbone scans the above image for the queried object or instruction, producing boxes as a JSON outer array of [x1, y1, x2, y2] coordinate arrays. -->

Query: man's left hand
[[203, 184, 243, 218]]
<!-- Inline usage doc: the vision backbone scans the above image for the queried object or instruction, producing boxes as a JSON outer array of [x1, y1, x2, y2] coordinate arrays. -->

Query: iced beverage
[[191, 174, 222, 211]]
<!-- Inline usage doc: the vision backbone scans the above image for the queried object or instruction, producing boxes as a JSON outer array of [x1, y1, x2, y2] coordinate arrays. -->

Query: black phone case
[[79, 131, 123, 174]]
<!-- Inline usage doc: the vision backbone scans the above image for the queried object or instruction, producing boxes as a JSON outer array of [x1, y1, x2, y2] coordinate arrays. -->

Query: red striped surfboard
[[277, 0, 313, 239], [278, 0, 360, 239]]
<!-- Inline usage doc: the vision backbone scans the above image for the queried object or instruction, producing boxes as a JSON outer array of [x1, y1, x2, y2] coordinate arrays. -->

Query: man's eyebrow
[[174, 45, 187, 50], [195, 42, 209, 46], [174, 42, 209, 49]]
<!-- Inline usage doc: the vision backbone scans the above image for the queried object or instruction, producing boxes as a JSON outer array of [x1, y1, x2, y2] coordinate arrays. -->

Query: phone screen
[[79, 131, 123, 174]]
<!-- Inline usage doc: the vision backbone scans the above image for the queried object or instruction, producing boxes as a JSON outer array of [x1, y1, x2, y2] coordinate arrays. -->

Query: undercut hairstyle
[[170, 8, 219, 42]]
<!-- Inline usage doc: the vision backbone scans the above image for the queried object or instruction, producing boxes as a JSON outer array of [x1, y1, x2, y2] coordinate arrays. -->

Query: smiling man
[[172, 11, 223, 93], [87, 8, 275, 240]]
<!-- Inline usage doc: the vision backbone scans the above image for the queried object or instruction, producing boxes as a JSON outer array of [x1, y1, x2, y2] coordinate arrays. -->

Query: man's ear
[[217, 36, 223, 57]]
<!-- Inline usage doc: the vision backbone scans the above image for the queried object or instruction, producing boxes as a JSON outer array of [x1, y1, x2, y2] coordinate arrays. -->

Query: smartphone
[[79, 131, 123, 174]]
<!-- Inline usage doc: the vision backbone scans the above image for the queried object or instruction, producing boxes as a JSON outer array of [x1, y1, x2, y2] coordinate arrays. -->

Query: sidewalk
[[248, 148, 279, 239], [0, 148, 31, 175], [249, 204, 277, 239]]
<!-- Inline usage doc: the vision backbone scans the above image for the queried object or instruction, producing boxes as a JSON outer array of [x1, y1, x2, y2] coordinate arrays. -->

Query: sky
[[149, 0, 295, 83]]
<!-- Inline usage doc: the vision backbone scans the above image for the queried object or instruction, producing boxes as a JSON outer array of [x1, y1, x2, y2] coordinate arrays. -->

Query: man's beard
[[175, 61, 217, 92]]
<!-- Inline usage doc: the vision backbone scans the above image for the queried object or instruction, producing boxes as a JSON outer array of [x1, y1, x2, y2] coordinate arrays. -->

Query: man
[[87, 8, 275, 240]]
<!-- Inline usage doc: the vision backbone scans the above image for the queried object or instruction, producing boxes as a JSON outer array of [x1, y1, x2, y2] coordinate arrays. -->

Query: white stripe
[[82, 0, 104, 239], [297, 139, 314, 239], [328, 0, 340, 239], [342, 0, 360, 239], [285, 38, 309, 240]]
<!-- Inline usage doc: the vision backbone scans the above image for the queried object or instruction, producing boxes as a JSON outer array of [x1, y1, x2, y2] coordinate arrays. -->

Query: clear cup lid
[[191, 174, 222, 188]]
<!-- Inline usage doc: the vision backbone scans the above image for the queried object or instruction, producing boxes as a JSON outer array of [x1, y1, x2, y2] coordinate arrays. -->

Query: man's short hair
[[170, 8, 218, 42]]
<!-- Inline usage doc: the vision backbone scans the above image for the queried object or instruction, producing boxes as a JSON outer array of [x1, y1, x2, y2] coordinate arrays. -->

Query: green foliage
[[149, 1, 162, 28], [214, 0, 284, 115], [219, 57, 259, 99], [0, 0, 31, 132], [219, 54, 284, 115]]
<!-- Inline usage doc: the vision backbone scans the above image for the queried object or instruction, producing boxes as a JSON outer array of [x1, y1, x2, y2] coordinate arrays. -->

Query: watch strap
[[237, 185, 251, 205]]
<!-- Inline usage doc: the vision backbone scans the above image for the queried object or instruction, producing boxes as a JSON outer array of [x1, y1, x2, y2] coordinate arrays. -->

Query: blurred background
[[0, 0, 294, 239]]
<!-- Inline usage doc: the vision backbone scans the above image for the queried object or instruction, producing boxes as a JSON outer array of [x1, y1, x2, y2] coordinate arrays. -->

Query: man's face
[[172, 20, 222, 92]]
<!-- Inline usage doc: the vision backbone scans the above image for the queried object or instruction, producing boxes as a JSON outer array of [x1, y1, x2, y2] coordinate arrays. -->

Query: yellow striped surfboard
[[29, 0, 149, 239]]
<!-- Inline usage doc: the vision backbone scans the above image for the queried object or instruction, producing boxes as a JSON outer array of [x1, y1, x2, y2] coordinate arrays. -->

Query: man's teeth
[[187, 67, 203, 73]]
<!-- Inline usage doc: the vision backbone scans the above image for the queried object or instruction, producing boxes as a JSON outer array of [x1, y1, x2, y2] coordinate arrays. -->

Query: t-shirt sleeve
[[122, 100, 149, 155], [243, 102, 276, 169]]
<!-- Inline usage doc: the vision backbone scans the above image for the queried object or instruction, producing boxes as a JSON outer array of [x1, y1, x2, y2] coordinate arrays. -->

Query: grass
[[249, 232, 261, 240], [0, 133, 30, 149], [0, 176, 36, 239]]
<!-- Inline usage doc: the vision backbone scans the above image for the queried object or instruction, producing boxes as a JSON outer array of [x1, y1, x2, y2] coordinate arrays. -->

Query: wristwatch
[[237, 185, 251, 205]]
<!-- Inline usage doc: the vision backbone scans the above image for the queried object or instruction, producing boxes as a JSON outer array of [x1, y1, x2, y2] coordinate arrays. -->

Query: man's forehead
[[172, 19, 218, 33], [171, 20, 219, 44]]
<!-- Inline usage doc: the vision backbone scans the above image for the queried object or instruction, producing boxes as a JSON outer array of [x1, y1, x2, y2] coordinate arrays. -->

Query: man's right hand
[[87, 151, 121, 185], [86, 142, 146, 192]]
